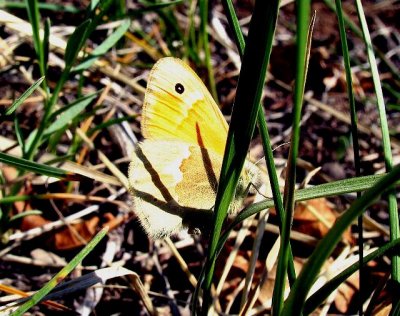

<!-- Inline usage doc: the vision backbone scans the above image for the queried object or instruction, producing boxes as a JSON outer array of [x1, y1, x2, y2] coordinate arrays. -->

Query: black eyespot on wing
[[175, 83, 185, 94]]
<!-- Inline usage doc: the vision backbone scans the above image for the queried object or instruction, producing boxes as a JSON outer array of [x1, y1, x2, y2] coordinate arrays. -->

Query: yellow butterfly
[[128, 57, 258, 239]]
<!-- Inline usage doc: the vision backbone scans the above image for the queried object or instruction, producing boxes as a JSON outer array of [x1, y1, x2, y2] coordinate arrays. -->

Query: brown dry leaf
[[53, 213, 118, 250], [13, 184, 50, 232], [217, 252, 249, 295], [4, 166, 52, 232], [215, 242, 264, 308], [292, 198, 353, 243], [20, 213, 51, 231], [53, 216, 100, 250], [258, 264, 277, 304], [374, 304, 392, 316]]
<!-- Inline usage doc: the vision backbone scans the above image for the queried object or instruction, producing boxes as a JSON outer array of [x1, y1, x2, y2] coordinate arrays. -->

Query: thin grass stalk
[[221, 0, 296, 284], [3, 1, 80, 12], [201, 0, 279, 313], [272, 1, 311, 314], [354, 0, 400, 283], [323, 0, 400, 82], [198, 0, 217, 100], [334, 0, 363, 314], [185, 0, 198, 61], [25, 0, 44, 79], [25, 19, 91, 161], [221, 0, 245, 54]]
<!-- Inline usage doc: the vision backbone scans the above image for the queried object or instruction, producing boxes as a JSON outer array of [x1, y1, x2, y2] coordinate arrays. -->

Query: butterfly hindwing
[[129, 140, 222, 238]]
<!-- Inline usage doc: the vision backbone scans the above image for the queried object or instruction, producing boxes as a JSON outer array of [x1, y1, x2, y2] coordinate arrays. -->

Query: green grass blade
[[90, 0, 100, 10], [42, 18, 50, 78], [222, 0, 245, 53], [139, 0, 183, 10], [335, 0, 360, 175], [202, 0, 280, 312], [25, 0, 44, 76], [25, 0, 114, 161], [64, 19, 91, 68], [2, 1, 81, 13], [354, 0, 400, 283], [73, 19, 131, 72], [282, 164, 400, 315], [294, 174, 387, 201], [184, 0, 199, 62], [85, 0, 114, 42], [304, 238, 400, 314], [0, 152, 81, 181], [9, 210, 43, 222], [5, 76, 45, 115], [199, 0, 217, 101], [14, 117, 26, 157], [214, 174, 391, 261], [44, 92, 98, 136], [10, 227, 108, 316]]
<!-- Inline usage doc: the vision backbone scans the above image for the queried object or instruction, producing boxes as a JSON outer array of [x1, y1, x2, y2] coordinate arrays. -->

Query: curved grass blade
[[9, 210, 43, 222], [214, 173, 392, 263], [25, 19, 91, 160], [10, 227, 108, 316], [14, 117, 26, 156], [303, 238, 400, 314], [42, 18, 50, 78], [281, 164, 400, 315]]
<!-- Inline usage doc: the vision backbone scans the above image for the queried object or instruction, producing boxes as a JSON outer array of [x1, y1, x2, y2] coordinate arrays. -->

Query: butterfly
[[128, 57, 258, 239]]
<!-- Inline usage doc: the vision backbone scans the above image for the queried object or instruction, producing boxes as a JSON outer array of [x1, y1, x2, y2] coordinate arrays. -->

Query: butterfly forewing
[[142, 58, 228, 155]]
